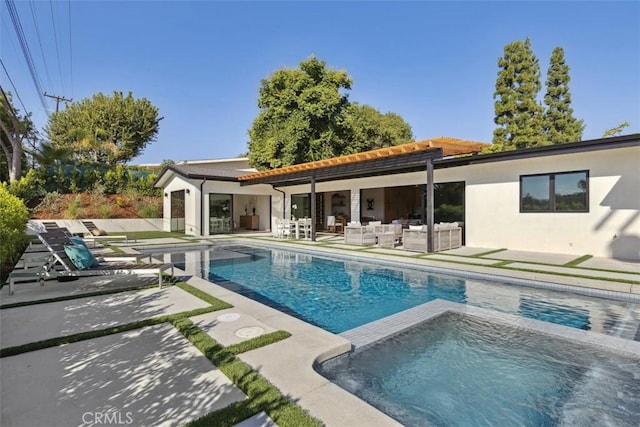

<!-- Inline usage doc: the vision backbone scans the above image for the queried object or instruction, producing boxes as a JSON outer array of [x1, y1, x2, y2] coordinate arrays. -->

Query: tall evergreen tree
[[543, 47, 584, 143], [493, 38, 544, 151]]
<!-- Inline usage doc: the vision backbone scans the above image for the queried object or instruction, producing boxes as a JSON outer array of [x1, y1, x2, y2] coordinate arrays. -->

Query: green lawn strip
[[174, 318, 321, 427], [471, 248, 508, 257], [226, 331, 291, 355], [0, 282, 165, 309], [0, 306, 218, 358], [492, 260, 514, 267], [175, 281, 231, 307], [496, 265, 640, 285], [121, 231, 195, 240], [564, 254, 594, 267], [396, 254, 640, 285]]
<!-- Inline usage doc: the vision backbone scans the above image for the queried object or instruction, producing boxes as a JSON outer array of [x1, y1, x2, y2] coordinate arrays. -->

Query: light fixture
[[164, 192, 168, 197], [186, 189, 191, 195]]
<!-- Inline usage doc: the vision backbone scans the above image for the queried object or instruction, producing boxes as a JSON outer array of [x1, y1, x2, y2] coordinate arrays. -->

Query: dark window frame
[[520, 170, 589, 213]]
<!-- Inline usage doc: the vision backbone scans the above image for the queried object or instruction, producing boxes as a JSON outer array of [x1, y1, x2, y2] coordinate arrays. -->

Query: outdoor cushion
[[69, 236, 89, 248], [91, 229, 108, 236], [64, 243, 100, 270]]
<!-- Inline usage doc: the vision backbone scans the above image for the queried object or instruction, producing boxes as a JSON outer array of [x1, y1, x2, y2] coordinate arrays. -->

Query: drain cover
[[235, 326, 264, 339], [216, 313, 240, 322]]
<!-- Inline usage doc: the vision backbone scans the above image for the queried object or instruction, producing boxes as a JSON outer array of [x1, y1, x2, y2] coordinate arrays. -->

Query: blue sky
[[2, 1, 639, 164]]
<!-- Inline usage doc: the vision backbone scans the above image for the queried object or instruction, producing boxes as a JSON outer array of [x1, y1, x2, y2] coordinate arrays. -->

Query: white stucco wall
[[201, 181, 276, 235], [161, 175, 200, 235], [453, 146, 639, 260]]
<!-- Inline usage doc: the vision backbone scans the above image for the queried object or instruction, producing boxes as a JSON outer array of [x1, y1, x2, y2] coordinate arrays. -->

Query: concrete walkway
[[2, 237, 639, 426]]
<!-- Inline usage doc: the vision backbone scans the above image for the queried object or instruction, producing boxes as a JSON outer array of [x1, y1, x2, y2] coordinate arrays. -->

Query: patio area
[[1, 235, 639, 426]]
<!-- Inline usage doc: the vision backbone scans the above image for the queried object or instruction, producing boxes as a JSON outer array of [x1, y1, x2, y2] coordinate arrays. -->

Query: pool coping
[[339, 299, 640, 359]]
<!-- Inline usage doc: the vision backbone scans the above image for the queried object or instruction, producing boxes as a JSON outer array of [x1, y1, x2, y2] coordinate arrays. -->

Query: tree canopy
[[247, 56, 413, 170], [46, 91, 161, 165], [493, 38, 544, 151], [543, 47, 584, 143]]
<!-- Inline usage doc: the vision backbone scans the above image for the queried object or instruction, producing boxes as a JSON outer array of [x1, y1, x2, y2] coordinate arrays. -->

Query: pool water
[[159, 245, 640, 339], [318, 313, 640, 426]]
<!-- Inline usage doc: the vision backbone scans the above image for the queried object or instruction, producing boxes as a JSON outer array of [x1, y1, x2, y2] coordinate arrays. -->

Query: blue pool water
[[160, 245, 640, 339], [318, 313, 640, 426]]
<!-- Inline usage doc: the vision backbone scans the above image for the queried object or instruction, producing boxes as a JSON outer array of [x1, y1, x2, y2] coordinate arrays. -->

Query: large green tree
[[543, 47, 584, 143], [0, 89, 34, 182], [493, 38, 545, 151], [248, 56, 413, 170], [342, 104, 413, 154], [46, 91, 161, 164]]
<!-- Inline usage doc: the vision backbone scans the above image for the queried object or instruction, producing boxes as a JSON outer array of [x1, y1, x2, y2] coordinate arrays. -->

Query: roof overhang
[[434, 133, 640, 169], [153, 164, 241, 187], [238, 148, 443, 187]]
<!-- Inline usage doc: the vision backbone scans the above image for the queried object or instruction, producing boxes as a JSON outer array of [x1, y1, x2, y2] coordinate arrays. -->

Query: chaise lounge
[[8, 230, 173, 294]]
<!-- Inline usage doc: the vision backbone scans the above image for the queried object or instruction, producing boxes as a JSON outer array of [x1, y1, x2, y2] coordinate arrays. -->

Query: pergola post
[[426, 158, 434, 253], [310, 175, 316, 241]]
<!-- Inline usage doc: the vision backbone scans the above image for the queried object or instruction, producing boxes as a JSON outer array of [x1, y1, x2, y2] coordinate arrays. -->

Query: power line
[[28, 0, 53, 90], [49, 0, 65, 94], [0, 58, 29, 114], [4, 0, 49, 115], [67, 0, 73, 97]]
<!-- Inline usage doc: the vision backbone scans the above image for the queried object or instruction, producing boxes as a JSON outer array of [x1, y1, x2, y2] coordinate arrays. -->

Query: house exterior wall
[[161, 175, 200, 235], [201, 181, 276, 235], [443, 146, 639, 261]]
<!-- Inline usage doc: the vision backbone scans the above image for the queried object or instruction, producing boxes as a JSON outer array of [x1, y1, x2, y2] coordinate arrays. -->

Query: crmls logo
[[82, 411, 134, 425]]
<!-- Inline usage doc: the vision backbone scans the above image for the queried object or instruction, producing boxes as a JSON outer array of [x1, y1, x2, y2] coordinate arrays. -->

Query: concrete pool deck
[[1, 237, 639, 426]]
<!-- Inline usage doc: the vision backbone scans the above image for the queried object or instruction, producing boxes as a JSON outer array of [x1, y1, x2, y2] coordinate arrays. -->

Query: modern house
[[154, 134, 640, 261]]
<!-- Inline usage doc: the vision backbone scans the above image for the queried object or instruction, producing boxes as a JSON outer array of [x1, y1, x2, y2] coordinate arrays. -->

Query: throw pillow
[[64, 243, 100, 270], [69, 236, 89, 248]]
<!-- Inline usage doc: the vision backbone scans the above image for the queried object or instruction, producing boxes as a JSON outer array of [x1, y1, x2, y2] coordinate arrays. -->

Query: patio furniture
[[22, 230, 174, 292], [402, 223, 463, 252], [344, 224, 377, 245], [81, 221, 129, 247], [373, 224, 398, 248], [327, 216, 343, 233]]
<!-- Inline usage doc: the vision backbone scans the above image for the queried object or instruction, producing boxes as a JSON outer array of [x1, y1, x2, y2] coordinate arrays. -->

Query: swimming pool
[[317, 312, 640, 426], [150, 244, 640, 339]]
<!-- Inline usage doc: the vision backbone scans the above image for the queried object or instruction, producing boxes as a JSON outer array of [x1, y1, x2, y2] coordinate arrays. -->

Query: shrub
[[7, 169, 46, 206], [0, 185, 29, 283], [33, 191, 64, 216], [137, 200, 161, 218], [63, 194, 84, 218], [97, 204, 112, 219]]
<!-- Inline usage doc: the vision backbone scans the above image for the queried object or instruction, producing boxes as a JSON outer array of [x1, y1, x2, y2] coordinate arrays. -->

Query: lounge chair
[[81, 220, 129, 246], [11, 231, 174, 294]]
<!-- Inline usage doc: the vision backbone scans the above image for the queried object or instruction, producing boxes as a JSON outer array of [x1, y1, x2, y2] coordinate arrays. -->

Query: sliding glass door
[[209, 194, 232, 234]]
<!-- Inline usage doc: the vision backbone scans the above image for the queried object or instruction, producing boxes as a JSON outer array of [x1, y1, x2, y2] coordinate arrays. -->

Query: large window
[[291, 193, 311, 219], [520, 171, 588, 212], [434, 181, 465, 224], [209, 194, 232, 234]]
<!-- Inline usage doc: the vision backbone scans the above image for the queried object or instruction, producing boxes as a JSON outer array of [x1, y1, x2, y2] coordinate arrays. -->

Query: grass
[[174, 318, 321, 427], [564, 254, 593, 267], [0, 277, 315, 427], [122, 231, 198, 240]]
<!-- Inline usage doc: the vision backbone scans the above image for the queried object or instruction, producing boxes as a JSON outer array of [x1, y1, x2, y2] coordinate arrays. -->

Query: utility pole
[[44, 92, 72, 112]]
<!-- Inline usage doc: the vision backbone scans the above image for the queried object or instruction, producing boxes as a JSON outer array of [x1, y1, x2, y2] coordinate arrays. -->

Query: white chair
[[300, 218, 312, 239], [282, 219, 292, 239], [273, 219, 284, 238], [327, 216, 343, 233]]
